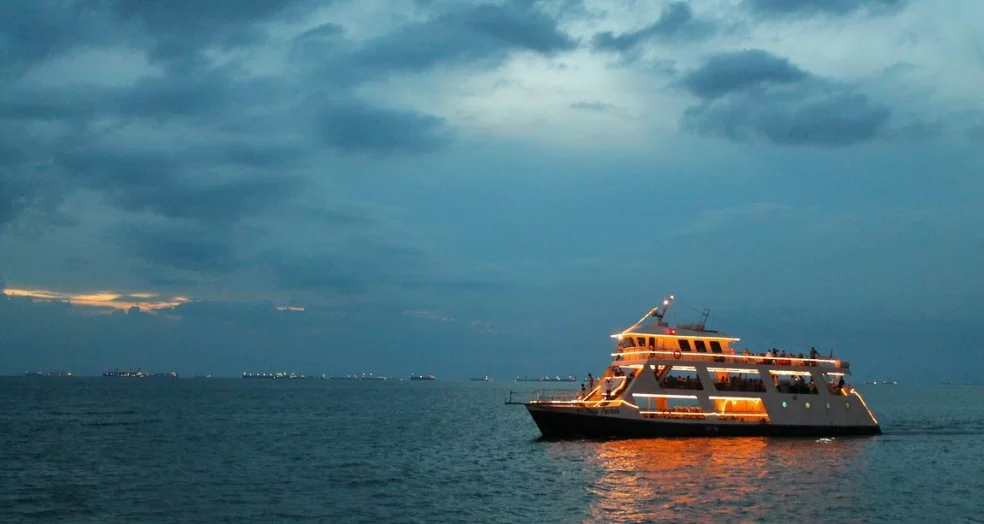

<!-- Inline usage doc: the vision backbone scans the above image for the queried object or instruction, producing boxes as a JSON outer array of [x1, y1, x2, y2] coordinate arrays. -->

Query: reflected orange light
[[577, 435, 867, 522], [2, 287, 190, 311]]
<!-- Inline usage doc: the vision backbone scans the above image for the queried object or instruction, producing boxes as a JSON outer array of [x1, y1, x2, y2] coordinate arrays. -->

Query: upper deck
[[611, 334, 849, 371], [608, 295, 849, 371]]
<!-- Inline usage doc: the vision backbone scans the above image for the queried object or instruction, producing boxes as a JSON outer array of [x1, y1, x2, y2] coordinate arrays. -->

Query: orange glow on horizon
[[2, 287, 190, 311]]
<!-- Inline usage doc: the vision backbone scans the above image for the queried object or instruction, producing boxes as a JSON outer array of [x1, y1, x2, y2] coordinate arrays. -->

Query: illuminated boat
[[514, 295, 880, 439]]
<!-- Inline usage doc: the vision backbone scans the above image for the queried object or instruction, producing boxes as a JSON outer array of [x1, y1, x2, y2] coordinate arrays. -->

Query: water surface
[[1, 379, 981, 523]]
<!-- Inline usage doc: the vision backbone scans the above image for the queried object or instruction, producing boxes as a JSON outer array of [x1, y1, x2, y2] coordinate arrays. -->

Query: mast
[[622, 294, 675, 334], [655, 294, 675, 325]]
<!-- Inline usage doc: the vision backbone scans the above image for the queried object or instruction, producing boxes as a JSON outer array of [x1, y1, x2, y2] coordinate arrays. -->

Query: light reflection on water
[[555, 437, 872, 523]]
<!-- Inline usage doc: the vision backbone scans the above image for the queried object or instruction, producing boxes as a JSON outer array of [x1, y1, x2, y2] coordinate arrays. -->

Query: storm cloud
[[743, 0, 908, 18], [112, 222, 240, 274], [315, 99, 452, 155], [317, 0, 577, 85], [679, 49, 892, 146], [1, 0, 981, 381], [591, 1, 715, 52]]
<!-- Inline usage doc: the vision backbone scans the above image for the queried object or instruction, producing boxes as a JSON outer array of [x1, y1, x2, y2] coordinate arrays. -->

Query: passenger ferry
[[514, 295, 880, 439]]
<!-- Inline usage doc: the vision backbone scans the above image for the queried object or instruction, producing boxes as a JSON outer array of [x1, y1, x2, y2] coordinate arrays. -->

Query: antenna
[[696, 308, 711, 330]]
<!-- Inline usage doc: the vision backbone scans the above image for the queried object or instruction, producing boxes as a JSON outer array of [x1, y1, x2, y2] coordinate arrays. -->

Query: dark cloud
[[743, 0, 907, 18], [111, 176, 301, 224], [55, 144, 305, 223], [0, 63, 279, 126], [101, 0, 320, 66], [1, 1, 320, 79], [290, 22, 345, 60], [398, 276, 514, 294], [147, 277, 200, 289], [570, 101, 618, 112], [592, 2, 714, 53], [326, 1, 576, 83], [167, 299, 286, 325], [681, 49, 807, 99], [679, 49, 891, 147], [114, 66, 275, 120], [0, 176, 31, 227], [111, 223, 239, 274], [0, 120, 68, 229], [261, 240, 427, 296], [315, 99, 452, 154], [0, 2, 113, 78]]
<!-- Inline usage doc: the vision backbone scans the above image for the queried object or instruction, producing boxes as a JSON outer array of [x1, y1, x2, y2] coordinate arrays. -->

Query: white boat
[[512, 295, 880, 439]]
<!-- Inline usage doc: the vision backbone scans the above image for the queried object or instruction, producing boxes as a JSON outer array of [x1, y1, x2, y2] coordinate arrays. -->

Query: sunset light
[[2, 288, 190, 311]]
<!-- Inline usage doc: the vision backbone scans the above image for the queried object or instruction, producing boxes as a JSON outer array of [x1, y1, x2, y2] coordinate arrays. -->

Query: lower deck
[[527, 406, 882, 440]]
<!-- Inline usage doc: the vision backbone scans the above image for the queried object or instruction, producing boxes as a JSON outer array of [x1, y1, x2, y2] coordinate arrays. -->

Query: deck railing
[[529, 390, 583, 403], [611, 349, 848, 369]]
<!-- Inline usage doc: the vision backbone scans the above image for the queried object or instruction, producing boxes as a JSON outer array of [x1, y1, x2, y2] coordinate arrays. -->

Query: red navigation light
[[667, 328, 676, 335]]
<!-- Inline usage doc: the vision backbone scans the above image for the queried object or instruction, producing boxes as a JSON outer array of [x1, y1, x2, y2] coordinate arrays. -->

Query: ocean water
[[1, 379, 982, 523]]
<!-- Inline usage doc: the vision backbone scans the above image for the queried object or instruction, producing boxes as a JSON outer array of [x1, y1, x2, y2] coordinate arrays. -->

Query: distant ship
[[103, 369, 145, 378], [514, 376, 578, 382], [329, 373, 387, 381], [103, 369, 177, 378], [242, 372, 305, 379], [470, 376, 494, 382], [24, 371, 72, 377], [409, 374, 437, 381], [242, 372, 276, 379]]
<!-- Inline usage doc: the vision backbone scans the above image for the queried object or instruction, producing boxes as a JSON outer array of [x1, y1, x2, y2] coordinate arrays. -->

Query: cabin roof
[[615, 318, 739, 341]]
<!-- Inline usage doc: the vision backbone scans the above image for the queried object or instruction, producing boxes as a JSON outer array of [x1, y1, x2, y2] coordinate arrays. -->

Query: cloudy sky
[[1, 0, 981, 381]]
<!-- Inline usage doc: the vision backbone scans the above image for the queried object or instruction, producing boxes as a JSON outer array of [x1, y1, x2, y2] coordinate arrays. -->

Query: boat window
[[647, 337, 655, 348], [709, 396, 768, 421], [677, 339, 691, 352], [659, 366, 702, 391], [634, 395, 703, 419], [768, 370, 818, 394], [709, 368, 766, 392], [821, 372, 847, 395], [636, 337, 646, 348], [693, 340, 707, 353], [709, 340, 723, 354]]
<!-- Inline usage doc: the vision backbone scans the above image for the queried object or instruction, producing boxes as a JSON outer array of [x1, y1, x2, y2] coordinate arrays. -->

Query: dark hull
[[528, 408, 881, 439]]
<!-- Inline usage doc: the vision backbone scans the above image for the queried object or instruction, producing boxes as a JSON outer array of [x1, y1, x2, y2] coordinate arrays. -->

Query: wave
[[881, 421, 984, 436], [81, 419, 163, 427]]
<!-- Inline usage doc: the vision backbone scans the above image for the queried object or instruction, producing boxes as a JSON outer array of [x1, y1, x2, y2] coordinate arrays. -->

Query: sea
[[1, 378, 982, 523]]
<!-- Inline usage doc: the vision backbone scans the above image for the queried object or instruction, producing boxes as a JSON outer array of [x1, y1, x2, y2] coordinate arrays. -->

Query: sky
[[1, 0, 982, 382]]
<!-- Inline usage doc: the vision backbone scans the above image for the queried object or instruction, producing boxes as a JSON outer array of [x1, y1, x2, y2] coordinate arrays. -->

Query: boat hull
[[527, 407, 881, 439]]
